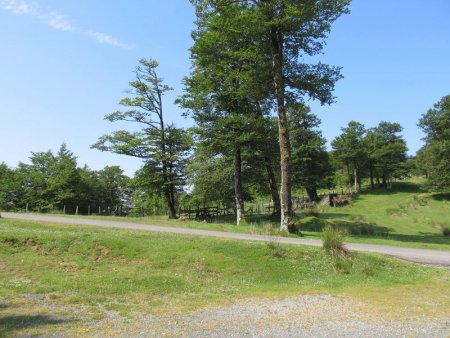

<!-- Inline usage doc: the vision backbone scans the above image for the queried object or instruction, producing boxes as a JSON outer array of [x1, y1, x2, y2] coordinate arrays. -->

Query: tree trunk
[[234, 147, 245, 225], [255, 101, 281, 216], [270, 27, 295, 233], [369, 165, 374, 189], [345, 162, 351, 190], [306, 187, 319, 202], [354, 167, 358, 192], [381, 175, 387, 188], [265, 163, 281, 216], [166, 182, 177, 219]]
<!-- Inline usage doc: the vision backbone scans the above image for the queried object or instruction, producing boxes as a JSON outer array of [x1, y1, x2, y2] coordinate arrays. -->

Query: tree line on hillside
[[2, 93, 448, 221], [1, 1, 449, 232]]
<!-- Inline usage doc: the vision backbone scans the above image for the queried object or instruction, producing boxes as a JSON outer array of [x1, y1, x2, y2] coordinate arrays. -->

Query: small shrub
[[266, 239, 285, 258], [433, 223, 450, 237], [322, 225, 349, 258]]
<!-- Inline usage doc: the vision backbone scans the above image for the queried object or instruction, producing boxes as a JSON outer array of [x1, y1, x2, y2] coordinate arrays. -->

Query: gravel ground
[[102, 295, 450, 338], [4, 294, 448, 337]]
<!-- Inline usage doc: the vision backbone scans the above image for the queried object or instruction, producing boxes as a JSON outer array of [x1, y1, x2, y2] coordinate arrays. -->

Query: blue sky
[[1, 0, 449, 176]]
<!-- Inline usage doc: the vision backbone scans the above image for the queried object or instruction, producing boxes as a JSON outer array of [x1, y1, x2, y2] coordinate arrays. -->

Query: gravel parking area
[[3, 294, 448, 337], [104, 295, 450, 338]]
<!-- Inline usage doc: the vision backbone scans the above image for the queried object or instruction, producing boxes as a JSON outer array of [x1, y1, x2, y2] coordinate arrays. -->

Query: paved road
[[2, 212, 450, 266]]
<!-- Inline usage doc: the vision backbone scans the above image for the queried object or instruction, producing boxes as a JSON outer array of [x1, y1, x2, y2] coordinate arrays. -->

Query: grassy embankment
[[0, 218, 449, 335], [45, 180, 450, 250]]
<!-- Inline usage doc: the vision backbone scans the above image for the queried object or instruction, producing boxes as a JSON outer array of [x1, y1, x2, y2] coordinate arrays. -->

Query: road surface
[[2, 212, 450, 266]]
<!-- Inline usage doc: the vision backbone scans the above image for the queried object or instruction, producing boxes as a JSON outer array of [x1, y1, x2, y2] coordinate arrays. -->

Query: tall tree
[[417, 95, 450, 191], [191, 0, 349, 231], [181, 4, 272, 224], [331, 121, 367, 191], [92, 59, 190, 218], [365, 122, 407, 188]]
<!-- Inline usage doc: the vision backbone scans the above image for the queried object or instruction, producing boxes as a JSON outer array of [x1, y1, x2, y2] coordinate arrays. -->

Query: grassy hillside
[[0, 218, 449, 336], [299, 181, 450, 250]]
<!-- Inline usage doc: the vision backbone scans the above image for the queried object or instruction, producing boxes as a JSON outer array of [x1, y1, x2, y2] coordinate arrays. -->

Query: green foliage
[[289, 103, 334, 200], [331, 121, 367, 188], [332, 120, 408, 190], [417, 95, 450, 192], [0, 163, 20, 210], [366, 122, 408, 186], [93, 58, 191, 218], [188, 0, 350, 230], [0, 145, 133, 214]]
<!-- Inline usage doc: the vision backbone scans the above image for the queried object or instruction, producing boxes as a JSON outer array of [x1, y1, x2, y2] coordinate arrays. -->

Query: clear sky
[[1, 0, 449, 176]]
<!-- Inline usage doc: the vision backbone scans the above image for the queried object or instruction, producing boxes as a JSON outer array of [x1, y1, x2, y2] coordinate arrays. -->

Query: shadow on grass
[[210, 213, 279, 226], [0, 314, 72, 336], [358, 182, 423, 196], [432, 193, 450, 201], [381, 233, 450, 246], [299, 217, 391, 236]]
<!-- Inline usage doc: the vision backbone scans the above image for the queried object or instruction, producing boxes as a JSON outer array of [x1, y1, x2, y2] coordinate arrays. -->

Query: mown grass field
[[49, 180, 450, 250], [0, 218, 449, 336]]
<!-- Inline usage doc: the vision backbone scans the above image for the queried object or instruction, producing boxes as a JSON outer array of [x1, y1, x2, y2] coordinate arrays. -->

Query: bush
[[434, 222, 450, 237], [322, 225, 349, 258]]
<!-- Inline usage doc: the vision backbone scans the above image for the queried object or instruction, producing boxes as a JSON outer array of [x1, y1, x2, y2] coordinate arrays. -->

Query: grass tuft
[[322, 225, 349, 259]]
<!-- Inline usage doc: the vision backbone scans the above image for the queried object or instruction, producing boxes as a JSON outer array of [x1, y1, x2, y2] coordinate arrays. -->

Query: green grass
[[1, 218, 449, 336], [0, 219, 448, 307], [300, 181, 450, 250]]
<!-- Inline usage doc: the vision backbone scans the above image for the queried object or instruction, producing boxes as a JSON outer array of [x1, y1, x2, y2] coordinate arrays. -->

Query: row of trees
[[0, 144, 131, 213], [2, 94, 448, 221], [92, 0, 351, 232], [331, 121, 408, 191]]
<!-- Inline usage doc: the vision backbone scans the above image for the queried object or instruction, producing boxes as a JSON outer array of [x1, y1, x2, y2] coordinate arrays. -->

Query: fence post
[[63, 205, 66, 214], [75, 205, 78, 216]]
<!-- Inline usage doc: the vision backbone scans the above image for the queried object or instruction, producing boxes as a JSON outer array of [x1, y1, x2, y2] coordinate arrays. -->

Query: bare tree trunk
[[265, 163, 281, 215], [234, 147, 245, 225], [369, 165, 374, 189], [346, 162, 352, 190], [354, 167, 358, 192], [255, 101, 281, 216], [167, 182, 177, 219], [306, 187, 319, 202], [270, 27, 295, 233]]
